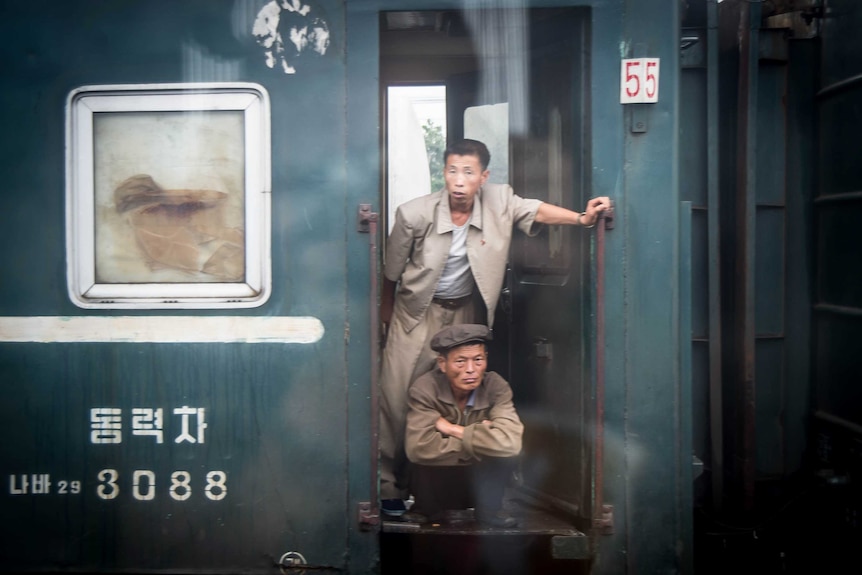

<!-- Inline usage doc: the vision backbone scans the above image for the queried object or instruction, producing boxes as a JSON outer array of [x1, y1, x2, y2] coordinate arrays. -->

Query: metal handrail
[[593, 207, 614, 535], [357, 204, 380, 529]]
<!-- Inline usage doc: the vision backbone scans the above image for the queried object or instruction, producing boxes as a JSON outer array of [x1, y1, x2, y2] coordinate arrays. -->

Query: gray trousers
[[409, 457, 518, 517]]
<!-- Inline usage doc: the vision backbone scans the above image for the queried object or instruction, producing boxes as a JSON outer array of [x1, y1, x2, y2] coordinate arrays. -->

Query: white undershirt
[[434, 221, 473, 299]]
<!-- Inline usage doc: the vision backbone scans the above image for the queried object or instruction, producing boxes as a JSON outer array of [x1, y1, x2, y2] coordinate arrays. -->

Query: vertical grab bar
[[594, 207, 614, 534], [357, 204, 380, 528]]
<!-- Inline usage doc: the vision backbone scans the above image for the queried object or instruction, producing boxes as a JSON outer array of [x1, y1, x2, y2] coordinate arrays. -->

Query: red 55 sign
[[620, 58, 660, 103]]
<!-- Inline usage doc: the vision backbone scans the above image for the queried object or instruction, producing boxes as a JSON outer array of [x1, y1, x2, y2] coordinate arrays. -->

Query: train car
[[0, 1, 858, 574]]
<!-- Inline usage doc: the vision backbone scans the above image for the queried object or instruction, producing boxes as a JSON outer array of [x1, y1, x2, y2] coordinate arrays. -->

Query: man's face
[[444, 154, 489, 211], [437, 343, 488, 395]]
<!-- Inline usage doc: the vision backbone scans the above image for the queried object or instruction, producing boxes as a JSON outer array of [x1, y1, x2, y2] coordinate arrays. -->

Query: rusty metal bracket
[[357, 202, 381, 532], [358, 203, 378, 232], [602, 204, 615, 230], [358, 501, 379, 530], [593, 504, 614, 535], [593, 207, 612, 538]]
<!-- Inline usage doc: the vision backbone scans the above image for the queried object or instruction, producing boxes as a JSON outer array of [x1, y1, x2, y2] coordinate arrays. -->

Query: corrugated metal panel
[[815, 0, 862, 430]]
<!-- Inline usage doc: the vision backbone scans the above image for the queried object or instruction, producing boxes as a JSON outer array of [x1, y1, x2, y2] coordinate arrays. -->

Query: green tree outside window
[[422, 119, 445, 193]]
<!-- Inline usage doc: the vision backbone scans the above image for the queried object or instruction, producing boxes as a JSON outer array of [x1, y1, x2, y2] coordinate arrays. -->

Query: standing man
[[379, 139, 610, 515], [403, 324, 523, 527]]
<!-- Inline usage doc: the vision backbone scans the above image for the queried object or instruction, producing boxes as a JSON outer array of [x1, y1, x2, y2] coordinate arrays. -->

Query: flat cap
[[430, 324, 492, 353]]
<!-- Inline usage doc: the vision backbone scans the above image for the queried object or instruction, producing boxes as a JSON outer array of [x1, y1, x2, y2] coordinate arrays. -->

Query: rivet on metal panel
[[631, 105, 648, 134]]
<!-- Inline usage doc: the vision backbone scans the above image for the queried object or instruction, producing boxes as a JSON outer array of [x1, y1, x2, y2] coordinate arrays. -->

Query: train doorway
[[379, 7, 595, 572]]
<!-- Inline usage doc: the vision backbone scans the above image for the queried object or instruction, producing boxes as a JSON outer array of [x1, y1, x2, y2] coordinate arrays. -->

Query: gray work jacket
[[384, 183, 542, 331]]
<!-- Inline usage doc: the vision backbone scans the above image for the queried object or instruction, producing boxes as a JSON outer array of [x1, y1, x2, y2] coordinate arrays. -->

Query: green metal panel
[[815, 44, 862, 425], [679, 39, 712, 499], [508, 5, 591, 513], [753, 55, 788, 480], [714, 0, 817, 505], [811, 157, 861, 573], [2, 344, 349, 570], [678, 201, 694, 575], [782, 38, 816, 477], [0, 0, 701, 573], [0, 0, 376, 572], [680, 2, 725, 512], [816, 0, 862, 402], [608, 0, 687, 572], [349, 1, 694, 573], [345, 3, 384, 574]]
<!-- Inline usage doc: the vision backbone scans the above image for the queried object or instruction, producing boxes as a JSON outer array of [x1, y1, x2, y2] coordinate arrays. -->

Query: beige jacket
[[384, 184, 542, 331], [405, 370, 524, 466]]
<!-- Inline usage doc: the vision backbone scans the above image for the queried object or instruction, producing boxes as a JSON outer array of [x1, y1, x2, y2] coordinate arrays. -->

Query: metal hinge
[[358, 501, 379, 530], [593, 504, 614, 535], [602, 204, 615, 230], [357, 204, 378, 232]]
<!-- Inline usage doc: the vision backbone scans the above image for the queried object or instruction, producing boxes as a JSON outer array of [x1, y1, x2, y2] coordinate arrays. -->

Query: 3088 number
[[96, 468, 227, 501]]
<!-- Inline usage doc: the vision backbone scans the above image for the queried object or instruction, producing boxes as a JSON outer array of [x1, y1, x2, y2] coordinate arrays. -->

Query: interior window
[[385, 85, 446, 232]]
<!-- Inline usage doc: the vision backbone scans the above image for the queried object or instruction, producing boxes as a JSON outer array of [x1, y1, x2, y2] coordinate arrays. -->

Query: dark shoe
[[476, 508, 518, 528], [381, 498, 406, 518], [400, 510, 429, 524]]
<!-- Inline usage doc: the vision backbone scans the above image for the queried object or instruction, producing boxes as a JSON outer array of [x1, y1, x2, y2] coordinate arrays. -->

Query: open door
[[446, 8, 594, 522], [506, 9, 593, 522], [380, 4, 596, 540]]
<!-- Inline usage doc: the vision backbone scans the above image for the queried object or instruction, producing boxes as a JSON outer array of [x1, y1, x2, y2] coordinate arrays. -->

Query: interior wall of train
[[0, 0, 858, 574]]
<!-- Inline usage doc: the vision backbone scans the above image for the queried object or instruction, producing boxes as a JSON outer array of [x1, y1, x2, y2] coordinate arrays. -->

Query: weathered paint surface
[[0, 0, 701, 573], [253, 0, 331, 74], [0, 0, 367, 572]]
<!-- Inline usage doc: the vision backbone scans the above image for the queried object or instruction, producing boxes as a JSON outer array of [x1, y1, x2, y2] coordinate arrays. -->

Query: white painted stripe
[[0, 316, 324, 344]]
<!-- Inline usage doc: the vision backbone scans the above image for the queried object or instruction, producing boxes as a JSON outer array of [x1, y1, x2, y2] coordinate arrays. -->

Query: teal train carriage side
[[0, 1, 857, 574]]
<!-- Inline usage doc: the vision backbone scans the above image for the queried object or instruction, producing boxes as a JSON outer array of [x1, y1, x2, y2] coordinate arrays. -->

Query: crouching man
[[402, 324, 523, 528]]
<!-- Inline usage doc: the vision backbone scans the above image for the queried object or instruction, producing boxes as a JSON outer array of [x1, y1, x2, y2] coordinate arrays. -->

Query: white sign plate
[[620, 58, 660, 104]]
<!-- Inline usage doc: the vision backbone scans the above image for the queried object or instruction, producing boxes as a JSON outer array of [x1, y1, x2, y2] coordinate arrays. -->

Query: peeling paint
[[253, 0, 330, 75], [619, 39, 630, 58], [0, 316, 325, 344]]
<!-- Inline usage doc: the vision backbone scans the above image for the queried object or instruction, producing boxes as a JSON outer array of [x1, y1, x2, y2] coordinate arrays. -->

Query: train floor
[[380, 488, 591, 575], [381, 477, 859, 574]]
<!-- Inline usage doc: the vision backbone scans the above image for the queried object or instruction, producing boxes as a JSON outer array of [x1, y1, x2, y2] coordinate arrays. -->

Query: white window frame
[[65, 83, 271, 309]]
